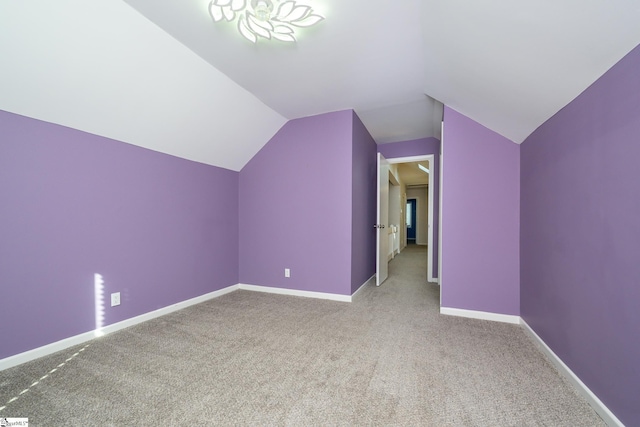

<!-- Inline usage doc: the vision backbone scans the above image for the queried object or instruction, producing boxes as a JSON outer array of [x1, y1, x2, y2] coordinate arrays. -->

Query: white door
[[376, 153, 390, 286], [427, 158, 435, 282]]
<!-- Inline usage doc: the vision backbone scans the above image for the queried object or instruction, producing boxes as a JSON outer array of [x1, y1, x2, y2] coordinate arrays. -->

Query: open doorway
[[376, 154, 438, 284], [406, 198, 417, 245]]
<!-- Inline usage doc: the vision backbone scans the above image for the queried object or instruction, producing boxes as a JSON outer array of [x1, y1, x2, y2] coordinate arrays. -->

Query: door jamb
[[386, 155, 437, 283]]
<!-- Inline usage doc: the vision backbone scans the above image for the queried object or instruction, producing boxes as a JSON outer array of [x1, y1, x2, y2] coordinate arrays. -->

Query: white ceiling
[[421, 0, 640, 143], [398, 162, 431, 187], [0, 1, 286, 171], [1, 1, 639, 171]]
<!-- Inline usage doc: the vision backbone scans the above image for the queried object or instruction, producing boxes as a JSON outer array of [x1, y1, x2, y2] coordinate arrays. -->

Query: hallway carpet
[[0, 246, 604, 425]]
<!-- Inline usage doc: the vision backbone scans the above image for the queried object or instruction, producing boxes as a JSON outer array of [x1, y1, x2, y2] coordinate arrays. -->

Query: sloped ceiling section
[[2, 0, 640, 169], [123, 0, 640, 145], [0, 1, 286, 171], [421, 0, 640, 143], [358, 97, 443, 144], [123, 0, 427, 116], [123, 0, 441, 144]]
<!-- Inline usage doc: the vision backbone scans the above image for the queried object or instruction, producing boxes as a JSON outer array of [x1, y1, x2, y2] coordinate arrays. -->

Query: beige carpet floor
[[0, 246, 604, 426]]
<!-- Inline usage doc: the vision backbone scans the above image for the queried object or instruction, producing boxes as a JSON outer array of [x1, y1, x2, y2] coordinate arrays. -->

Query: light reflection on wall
[[94, 273, 105, 337]]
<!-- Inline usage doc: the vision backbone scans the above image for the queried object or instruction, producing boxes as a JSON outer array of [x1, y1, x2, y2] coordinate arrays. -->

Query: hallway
[[357, 245, 604, 425]]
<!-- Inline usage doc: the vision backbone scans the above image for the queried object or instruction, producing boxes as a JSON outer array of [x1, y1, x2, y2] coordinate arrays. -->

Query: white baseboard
[[521, 320, 622, 427], [0, 283, 624, 427], [1, 282, 355, 371], [440, 307, 521, 324], [238, 283, 351, 302], [0, 285, 238, 372], [0, 329, 97, 373], [351, 274, 376, 300]]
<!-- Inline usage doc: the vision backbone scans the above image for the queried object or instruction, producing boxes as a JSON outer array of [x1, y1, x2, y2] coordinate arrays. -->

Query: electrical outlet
[[111, 292, 121, 307], [285, 268, 291, 278]]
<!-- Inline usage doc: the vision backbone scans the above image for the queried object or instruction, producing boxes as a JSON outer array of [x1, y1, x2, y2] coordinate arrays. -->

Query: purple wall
[[351, 112, 377, 292], [441, 107, 520, 315], [377, 137, 440, 277], [0, 110, 239, 359], [239, 111, 354, 295], [521, 44, 640, 425]]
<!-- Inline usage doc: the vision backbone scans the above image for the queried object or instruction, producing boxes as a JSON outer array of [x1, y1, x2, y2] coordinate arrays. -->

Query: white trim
[[238, 284, 352, 302], [426, 154, 436, 283], [386, 153, 438, 283], [0, 285, 239, 371], [352, 274, 375, 300], [438, 121, 444, 306], [0, 330, 97, 373], [440, 307, 521, 324], [521, 320, 623, 427], [1, 282, 358, 372], [376, 153, 391, 286]]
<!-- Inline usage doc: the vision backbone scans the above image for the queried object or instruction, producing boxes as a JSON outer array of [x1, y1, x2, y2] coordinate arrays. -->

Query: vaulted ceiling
[[1, 1, 639, 171]]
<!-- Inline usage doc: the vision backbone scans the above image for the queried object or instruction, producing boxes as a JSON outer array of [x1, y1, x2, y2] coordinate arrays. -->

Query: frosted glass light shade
[[209, 0, 323, 43]]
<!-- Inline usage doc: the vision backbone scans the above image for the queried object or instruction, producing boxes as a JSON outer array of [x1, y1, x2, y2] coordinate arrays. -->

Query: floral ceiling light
[[209, 0, 324, 43]]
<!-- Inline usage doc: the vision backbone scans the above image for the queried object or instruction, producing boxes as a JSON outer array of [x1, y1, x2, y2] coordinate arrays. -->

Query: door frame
[[375, 153, 390, 286], [386, 155, 437, 283]]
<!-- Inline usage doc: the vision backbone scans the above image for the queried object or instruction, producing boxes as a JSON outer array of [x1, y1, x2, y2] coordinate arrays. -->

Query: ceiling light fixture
[[209, 0, 324, 43], [418, 164, 430, 174]]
